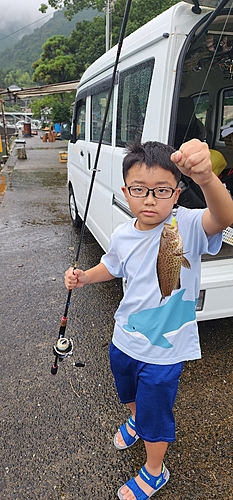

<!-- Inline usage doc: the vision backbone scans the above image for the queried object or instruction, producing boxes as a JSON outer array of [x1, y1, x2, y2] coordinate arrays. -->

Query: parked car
[[15, 121, 24, 130]]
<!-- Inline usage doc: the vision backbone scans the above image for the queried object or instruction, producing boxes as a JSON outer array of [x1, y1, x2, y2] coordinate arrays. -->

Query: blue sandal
[[114, 415, 140, 450], [117, 462, 170, 499]]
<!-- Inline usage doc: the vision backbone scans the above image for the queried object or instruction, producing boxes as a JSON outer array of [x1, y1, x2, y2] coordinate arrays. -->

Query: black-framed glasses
[[126, 185, 178, 199]]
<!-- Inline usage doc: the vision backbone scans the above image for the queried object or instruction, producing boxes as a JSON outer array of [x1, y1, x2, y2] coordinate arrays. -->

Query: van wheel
[[69, 187, 82, 227]]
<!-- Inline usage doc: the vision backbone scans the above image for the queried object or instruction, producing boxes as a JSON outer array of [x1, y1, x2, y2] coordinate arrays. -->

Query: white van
[[67, 0, 233, 321]]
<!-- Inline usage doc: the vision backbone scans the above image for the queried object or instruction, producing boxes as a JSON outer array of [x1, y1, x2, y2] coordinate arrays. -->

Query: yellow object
[[0, 134, 2, 153], [59, 151, 68, 163], [0, 173, 6, 194], [210, 149, 227, 177], [171, 217, 176, 226]]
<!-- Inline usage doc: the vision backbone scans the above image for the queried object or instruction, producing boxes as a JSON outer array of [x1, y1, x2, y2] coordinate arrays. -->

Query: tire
[[69, 186, 82, 227]]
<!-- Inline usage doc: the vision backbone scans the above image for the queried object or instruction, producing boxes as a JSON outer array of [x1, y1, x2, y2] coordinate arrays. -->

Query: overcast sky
[[1, 0, 55, 32]]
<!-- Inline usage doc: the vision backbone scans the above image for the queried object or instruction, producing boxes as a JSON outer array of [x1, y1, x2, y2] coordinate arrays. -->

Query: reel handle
[[74, 361, 85, 368]]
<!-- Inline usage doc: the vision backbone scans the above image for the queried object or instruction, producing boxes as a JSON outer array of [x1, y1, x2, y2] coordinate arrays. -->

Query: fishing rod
[[51, 0, 132, 375]]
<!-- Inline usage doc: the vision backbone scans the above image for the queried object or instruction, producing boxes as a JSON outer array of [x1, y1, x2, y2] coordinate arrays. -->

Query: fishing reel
[[51, 337, 85, 375], [53, 337, 74, 360]]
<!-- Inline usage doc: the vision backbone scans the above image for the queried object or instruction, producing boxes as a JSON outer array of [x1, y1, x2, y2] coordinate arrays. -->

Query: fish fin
[[182, 256, 191, 269]]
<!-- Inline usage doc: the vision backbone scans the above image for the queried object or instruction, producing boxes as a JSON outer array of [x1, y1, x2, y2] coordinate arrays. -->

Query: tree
[[68, 16, 105, 72], [51, 96, 73, 123], [32, 35, 77, 84], [3, 69, 33, 89], [31, 95, 54, 119], [30, 93, 74, 122]]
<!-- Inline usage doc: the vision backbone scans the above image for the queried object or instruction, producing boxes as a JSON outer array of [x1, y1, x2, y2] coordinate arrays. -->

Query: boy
[[65, 139, 233, 500]]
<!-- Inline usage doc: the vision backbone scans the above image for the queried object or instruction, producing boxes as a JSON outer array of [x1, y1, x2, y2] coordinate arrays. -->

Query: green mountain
[[0, 12, 55, 53], [0, 8, 99, 74]]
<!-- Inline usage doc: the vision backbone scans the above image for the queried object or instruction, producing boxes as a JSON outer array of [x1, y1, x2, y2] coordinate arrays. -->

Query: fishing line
[[51, 0, 132, 375]]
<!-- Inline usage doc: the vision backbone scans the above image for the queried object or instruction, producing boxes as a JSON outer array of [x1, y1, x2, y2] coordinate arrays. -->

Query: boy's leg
[[119, 441, 168, 499], [117, 362, 183, 498], [114, 402, 136, 447], [145, 440, 168, 476], [110, 344, 140, 447]]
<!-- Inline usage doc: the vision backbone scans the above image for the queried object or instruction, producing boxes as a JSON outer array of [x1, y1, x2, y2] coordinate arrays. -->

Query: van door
[[68, 96, 88, 221], [68, 76, 116, 251], [84, 80, 115, 250]]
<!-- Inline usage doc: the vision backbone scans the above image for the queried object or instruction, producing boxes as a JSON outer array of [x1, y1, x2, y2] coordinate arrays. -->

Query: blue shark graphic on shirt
[[122, 290, 196, 349]]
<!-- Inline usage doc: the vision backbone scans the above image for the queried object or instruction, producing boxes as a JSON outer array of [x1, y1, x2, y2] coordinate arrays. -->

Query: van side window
[[222, 89, 233, 127], [91, 91, 113, 144], [116, 59, 154, 146], [193, 93, 209, 128], [71, 98, 86, 143]]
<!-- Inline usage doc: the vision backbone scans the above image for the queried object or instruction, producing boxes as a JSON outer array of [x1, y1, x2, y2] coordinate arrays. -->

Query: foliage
[[30, 95, 54, 118], [68, 16, 105, 74], [51, 96, 73, 122], [32, 35, 77, 84], [30, 93, 74, 122], [3, 69, 33, 89]]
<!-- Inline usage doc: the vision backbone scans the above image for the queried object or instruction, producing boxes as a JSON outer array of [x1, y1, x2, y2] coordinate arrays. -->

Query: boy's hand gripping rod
[[51, 0, 132, 375]]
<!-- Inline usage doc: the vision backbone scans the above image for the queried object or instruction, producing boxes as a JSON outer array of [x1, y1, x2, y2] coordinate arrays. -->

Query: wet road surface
[[0, 137, 232, 499]]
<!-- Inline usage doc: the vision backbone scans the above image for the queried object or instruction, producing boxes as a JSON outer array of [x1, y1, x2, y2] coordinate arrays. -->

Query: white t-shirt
[[101, 206, 222, 365]]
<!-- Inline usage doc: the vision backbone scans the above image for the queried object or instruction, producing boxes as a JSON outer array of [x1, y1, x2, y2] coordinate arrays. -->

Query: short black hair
[[122, 138, 181, 185]]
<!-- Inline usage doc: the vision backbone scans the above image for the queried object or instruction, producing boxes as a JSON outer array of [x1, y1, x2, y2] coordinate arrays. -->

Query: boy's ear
[[121, 186, 128, 199], [175, 187, 182, 203]]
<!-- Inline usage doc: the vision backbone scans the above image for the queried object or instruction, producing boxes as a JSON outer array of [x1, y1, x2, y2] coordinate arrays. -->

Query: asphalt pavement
[[0, 135, 232, 499]]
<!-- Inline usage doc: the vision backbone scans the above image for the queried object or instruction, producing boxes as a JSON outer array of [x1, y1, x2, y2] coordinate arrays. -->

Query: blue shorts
[[109, 343, 183, 443]]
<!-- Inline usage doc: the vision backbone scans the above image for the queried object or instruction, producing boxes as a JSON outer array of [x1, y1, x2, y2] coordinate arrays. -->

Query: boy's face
[[122, 163, 181, 231]]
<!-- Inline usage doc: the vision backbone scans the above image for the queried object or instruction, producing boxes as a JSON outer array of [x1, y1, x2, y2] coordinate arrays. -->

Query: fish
[[157, 219, 191, 301]]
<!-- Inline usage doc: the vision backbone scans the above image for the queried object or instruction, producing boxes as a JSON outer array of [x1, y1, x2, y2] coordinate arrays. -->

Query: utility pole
[[0, 100, 10, 156], [106, 0, 110, 52]]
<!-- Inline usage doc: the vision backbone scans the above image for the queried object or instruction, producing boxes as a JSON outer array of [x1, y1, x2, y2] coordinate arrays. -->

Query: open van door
[[168, 0, 233, 208]]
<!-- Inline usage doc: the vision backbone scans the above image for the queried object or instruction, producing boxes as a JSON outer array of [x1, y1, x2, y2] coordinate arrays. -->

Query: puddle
[[11, 169, 67, 189]]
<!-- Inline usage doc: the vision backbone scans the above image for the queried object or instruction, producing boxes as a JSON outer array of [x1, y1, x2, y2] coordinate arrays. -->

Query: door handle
[[87, 152, 91, 170]]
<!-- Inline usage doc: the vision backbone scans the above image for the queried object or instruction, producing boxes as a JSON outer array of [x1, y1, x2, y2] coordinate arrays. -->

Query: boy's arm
[[171, 139, 233, 236], [65, 263, 114, 290]]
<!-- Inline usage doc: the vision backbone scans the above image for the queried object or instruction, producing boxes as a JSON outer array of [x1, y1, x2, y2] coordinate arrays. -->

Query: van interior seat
[[174, 97, 206, 149]]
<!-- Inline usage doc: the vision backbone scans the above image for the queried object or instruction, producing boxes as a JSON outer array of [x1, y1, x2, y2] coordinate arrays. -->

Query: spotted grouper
[[157, 219, 191, 301]]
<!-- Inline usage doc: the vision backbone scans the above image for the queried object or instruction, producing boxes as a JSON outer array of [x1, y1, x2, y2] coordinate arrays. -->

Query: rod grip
[[51, 364, 58, 375]]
